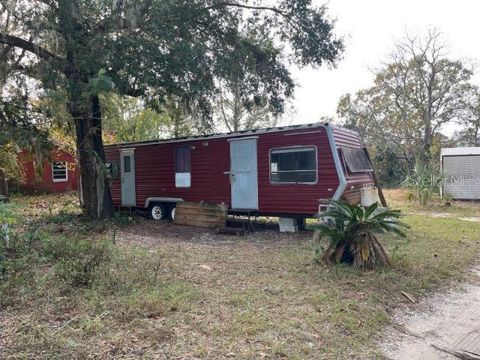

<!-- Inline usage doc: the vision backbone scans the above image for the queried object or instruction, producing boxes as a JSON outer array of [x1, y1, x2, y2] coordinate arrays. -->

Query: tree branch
[[201, 2, 302, 32], [94, 0, 153, 33], [203, 2, 284, 14], [0, 32, 63, 63]]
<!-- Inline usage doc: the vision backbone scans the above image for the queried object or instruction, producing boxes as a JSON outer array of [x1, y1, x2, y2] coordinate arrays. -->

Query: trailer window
[[123, 155, 131, 173], [52, 162, 68, 182], [341, 147, 373, 173], [270, 147, 317, 184], [175, 146, 191, 187]]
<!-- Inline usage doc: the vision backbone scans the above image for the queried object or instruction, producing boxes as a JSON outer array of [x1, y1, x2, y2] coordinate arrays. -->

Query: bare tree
[[390, 29, 473, 159], [454, 86, 480, 146], [337, 29, 474, 186], [339, 29, 472, 165]]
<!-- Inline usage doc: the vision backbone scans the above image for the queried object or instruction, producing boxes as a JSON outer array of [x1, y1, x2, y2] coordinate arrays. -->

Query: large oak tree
[[0, 0, 342, 218]]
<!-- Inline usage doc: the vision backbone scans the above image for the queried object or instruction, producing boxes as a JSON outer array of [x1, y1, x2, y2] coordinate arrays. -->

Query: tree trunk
[[72, 94, 113, 218], [56, 0, 112, 218]]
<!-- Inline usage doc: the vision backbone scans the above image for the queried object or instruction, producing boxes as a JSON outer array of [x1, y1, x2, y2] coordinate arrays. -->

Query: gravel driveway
[[383, 268, 480, 359]]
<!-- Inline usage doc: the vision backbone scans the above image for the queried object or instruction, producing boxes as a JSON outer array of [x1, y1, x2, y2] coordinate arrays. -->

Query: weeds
[[0, 202, 18, 248], [0, 194, 194, 358], [402, 160, 446, 205], [52, 237, 112, 288], [112, 212, 135, 226]]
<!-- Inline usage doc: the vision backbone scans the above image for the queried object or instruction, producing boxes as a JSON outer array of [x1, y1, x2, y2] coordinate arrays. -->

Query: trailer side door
[[229, 138, 259, 210], [120, 149, 136, 206]]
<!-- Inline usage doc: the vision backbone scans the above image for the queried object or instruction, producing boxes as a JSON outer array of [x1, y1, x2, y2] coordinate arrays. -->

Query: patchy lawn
[[384, 188, 480, 218], [1, 192, 480, 359]]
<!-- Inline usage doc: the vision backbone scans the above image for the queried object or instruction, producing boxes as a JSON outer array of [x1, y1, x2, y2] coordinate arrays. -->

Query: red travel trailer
[[104, 123, 376, 220]]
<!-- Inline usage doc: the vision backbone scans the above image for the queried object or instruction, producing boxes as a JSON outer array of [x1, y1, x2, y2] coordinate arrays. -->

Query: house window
[[175, 146, 191, 187], [52, 162, 68, 182], [270, 147, 317, 184], [341, 147, 373, 173]]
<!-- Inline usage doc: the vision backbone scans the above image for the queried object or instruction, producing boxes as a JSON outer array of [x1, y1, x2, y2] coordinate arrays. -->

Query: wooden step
[[174, 201, 227, 229]]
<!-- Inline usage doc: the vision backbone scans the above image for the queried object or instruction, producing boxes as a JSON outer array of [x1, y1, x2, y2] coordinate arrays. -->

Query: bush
[[402, 160, 446, 206], [1, 222, 112, 307], [312, 200, 409, 269]]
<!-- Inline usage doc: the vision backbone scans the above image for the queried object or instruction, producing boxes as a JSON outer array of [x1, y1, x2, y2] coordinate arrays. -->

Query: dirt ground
[[114, 217, 305, 248], [382, 265, 480, 359]]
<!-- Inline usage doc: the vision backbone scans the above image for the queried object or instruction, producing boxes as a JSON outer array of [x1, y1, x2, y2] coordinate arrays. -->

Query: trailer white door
[[443, 155, 480, 199], [120, 149, 136, 206], [229, 138, 258, 210]]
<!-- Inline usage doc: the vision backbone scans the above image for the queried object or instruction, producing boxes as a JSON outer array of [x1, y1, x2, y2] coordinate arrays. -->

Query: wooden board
[[174, 202, 227, 229]]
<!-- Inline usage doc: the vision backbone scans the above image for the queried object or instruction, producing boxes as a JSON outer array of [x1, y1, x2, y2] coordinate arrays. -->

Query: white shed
[[441, 147, 480, 200]]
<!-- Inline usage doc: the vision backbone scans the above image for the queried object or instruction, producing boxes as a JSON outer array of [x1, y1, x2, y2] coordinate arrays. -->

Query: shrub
[[313, 200, 409, 269]]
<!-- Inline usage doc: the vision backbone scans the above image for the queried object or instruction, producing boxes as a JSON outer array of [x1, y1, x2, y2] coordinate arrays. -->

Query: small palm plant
[[402, 160, 446, 206], [313, 200, 409, 269]]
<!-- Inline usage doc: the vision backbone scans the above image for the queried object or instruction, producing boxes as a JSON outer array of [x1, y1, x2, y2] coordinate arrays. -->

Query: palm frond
[[364, 202, 380, 218], [370, 208, 402, 221]]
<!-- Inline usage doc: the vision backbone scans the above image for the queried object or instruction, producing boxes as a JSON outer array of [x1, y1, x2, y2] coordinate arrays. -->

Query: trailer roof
[[106, 122, 352, 148], [441, 147, 480, 156]]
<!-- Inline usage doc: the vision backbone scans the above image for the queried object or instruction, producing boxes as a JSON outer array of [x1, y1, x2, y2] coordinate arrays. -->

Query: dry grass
[[1, 192, 480, 359], [384, 188, 480, 217]]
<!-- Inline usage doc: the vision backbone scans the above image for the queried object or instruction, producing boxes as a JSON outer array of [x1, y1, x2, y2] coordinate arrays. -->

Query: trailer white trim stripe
[[326, 125, 347, 200], [145, 197, 184, 208]]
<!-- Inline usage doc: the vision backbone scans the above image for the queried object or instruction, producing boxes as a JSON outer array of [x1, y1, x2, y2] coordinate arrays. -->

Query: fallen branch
[[53, 316, 78, 334], [401, 291, 416, 303]]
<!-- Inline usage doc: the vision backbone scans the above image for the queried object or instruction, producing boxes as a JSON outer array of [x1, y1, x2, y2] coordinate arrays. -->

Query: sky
[[289, 0, 480, 128]]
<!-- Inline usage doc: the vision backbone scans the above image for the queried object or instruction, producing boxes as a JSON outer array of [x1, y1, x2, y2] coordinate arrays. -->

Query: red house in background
[[19, 148, 79, 193]]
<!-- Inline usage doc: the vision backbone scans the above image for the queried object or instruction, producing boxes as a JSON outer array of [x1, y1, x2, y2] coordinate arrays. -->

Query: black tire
[[149, 203, 166, 220], [169, 204, 176, 221]]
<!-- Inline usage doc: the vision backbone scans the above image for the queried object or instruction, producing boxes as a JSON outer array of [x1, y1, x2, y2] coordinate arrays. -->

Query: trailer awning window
[[270, 147, 317, 184], [341, 147, 373, 173], [52, 162, 68, 182], [175, 146, 191, 188]]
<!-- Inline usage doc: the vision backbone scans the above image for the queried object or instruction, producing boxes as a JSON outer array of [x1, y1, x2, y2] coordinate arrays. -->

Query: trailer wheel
[[149, 203, 166, 220], [170, 205, 177, 221]]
